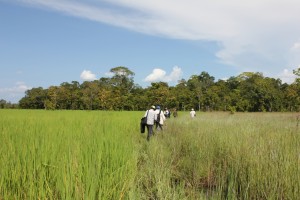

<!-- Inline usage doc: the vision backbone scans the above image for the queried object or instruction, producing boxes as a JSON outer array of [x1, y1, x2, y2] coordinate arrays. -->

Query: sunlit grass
[[0, 110, 299, 199], [0, 110, 139, 199], [146, 112, 300, 199]]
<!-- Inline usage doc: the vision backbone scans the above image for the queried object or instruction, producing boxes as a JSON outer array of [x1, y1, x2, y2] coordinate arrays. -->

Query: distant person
[[155, 105, 166, 131], [164, 108, 169, 118], [173, 108, 178, 118], [143, 105, 157, 141], [190, 108, 196, 118], [167, 108, 171, 118]]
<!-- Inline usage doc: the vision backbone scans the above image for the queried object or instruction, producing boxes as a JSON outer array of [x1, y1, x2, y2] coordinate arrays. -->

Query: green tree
[[97, 78, 113, 110], [146, 82, 170, 107], [187, 72, 215, 111], [173, 79, 192, 111], [19, 87, 46, 109], [110, 66, 135, 110], [206, 80, 232, 111], [214, 80, 232, 111], [187, 75, 202, 111], [236, 72, 283, 112], [81, 81, 100, 110], [283, 83, 300, 111], [130, 85, 148, 110], [55, 81, 82, 110], [0, 99, 7, 109], [44, 86, 59, 110]]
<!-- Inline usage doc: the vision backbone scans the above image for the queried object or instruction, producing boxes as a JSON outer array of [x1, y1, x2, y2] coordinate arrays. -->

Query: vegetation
[[0, 109, 299, 199], [0, 99, 18, 109], [0, 109, 138, 199], [12, 67, 300, 112]]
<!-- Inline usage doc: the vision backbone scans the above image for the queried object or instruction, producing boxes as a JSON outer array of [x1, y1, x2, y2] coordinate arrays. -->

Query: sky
[[1, 0, 300, 103]]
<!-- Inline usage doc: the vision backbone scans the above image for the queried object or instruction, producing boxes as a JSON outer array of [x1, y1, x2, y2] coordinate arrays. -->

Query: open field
[[0, 110, 299, 199]]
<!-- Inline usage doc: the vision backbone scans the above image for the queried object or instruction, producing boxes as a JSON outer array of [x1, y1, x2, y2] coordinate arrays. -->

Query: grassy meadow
[[0, 110, 299, 199]]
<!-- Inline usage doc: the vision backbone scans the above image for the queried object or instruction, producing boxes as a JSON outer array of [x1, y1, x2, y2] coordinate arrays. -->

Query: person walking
[[163, 108, 169, 118], [173, 108, 178, 118], [190, 108, 196, 118], [155, 105, 166, 131], [144, 105, 157, 141]]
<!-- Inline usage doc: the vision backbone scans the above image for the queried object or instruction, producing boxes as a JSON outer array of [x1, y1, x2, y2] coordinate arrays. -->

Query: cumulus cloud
[[144, 69, 166, 82], [0, 82, 31, 103], [144, 66, 182, 83], [15, 0, 300, 76], [80, 70, 97, 81], [166, 66, 182, 82]]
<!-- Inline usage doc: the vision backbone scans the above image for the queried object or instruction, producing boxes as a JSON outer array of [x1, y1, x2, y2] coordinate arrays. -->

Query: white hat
[[191, 108, 194, 111], [151, 105, 155, 109]]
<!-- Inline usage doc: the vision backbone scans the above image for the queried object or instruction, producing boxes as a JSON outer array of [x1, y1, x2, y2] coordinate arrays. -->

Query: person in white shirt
[[190, 108, 196, 118], [155, 105, 166, 131], [163, 108, 169, 118], [144, 105, 157, 141]]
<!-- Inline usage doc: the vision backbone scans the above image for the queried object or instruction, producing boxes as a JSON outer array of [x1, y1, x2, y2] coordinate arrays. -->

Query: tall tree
[[283, 83, 300, 111], [187, 75, 202, 111], [146, 82, 170, 107], [19, 87, 46, 109], [173, 79, 191, 111], [110, 66, 135, 90], [55, 81, 81, 109], [110, 66, 135, 110], [44, 86, 59, 110], [206, 80, 231, 111], [81, 81, 99, 110], [187, 72, 215, 111]]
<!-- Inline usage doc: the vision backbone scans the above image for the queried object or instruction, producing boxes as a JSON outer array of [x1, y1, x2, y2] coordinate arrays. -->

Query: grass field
[[0, 110, 299, 199]]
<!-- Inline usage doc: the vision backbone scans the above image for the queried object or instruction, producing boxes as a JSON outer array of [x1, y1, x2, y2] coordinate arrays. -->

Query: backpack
[[157, 110, 161, 123]]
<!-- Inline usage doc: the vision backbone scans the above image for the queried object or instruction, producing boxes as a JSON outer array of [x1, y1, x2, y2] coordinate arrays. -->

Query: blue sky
[[1, 0, 300, 103]]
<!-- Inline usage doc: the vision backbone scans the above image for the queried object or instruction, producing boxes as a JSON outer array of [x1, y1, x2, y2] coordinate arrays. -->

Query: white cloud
[[276, 69, 297, 84], [144, 68, 166, 82], [0, 82, 31, 103], [80, 70, 97, 81], [165, 66, 183, 82], [144, 66, 182, 83], [15, 0, 300, 76]]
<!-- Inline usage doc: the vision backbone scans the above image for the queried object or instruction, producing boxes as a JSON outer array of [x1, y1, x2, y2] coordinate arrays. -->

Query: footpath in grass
[[134, 112, 300, 199]]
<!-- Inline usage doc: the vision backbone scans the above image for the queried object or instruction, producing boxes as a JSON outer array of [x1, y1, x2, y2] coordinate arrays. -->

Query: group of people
[[164, 108, 178, 118], [141, 105, 195, 141], [142, 105, 166, 141]]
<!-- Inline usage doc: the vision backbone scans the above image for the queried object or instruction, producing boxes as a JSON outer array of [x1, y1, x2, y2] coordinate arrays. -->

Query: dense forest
[[3, 66, 300, 112]]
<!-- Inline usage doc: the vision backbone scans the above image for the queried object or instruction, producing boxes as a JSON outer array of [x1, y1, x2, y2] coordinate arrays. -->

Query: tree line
[[6, 66, 300, 112]]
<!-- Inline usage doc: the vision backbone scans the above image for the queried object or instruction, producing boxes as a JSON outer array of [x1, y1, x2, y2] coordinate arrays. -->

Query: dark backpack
[[157, 110, 161, 123]]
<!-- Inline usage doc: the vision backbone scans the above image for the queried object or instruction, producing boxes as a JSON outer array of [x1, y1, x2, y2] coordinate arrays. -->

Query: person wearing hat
[[190, 108, 196, 118], [155, 105, 165, 131], [143, 105, 157, 141]]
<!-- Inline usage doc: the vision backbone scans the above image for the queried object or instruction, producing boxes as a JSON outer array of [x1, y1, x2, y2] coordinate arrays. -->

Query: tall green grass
[[0, 110, 139, 199], [134, 112, 300, 199], [1, 110, 299, 199]]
